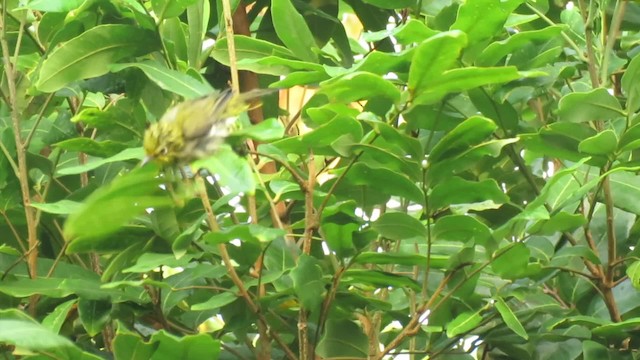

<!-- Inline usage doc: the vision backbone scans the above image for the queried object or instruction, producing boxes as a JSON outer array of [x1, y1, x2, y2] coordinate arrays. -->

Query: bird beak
[[141, 156, 153, 166]]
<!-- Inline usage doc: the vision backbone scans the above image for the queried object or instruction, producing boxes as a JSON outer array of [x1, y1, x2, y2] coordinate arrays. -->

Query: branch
[[195, 176, 298, 360]]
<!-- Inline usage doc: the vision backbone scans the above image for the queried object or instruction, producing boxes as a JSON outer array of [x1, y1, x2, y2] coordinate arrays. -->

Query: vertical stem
[[0, 3, 39, 288], [299, 151, 316, 360], [221, 0, 239, 93]]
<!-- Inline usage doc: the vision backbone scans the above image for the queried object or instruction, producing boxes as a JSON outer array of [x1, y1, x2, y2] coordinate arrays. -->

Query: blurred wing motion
[[143, 88, 276, 165]]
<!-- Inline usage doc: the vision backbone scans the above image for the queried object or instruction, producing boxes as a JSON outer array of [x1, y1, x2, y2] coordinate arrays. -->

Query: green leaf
[[271, 0, 318, 62], [55, 138, 129, 157], [627, 261, 640, 292], [353, 252, 428, 266], [230, 117, 285, 142], [235, 56, 325, 76], [343, 269, 420, 291], [63, 165, 173, 241], [152, 0, 198, 18], [372, 212, 427, 240], [622, 54, 640, 112], [321, 72, 401, 103], [316, 319, 367, 358], [491, 243, 530, 279], [446, 310, 483, 337], [113, 326, 221, 360], [291, 254, 324, 311], [0, 319, 77, 351], [433, 215, 493, 247], [111, 61, 214, 99], [31, 200, 82, 215], [361, 0, 416, 9], [430, 177, 509, 209], [78, 298, 112, 337], [57, 147, 144, 175], [191, 146, 255, 195], [578, 129, 618, 156], [551, 245, 601, 266], [495, 297, 529, 340], [190, 292, 237, 311], [477, 25, 566, 66], [19, 0, 84, 12], [451, 0, 523, 44], [619, 123, 640, 152], [592, 318, 640, 338], [42, 299, 77, 333], [558, 88, 624, 123], [408, 31, 468, 96], [211, 36, 296, 65], [344, 163, 424, 203], [414, 67, 538, 105], [430, 116, 497, 163], [123, 253, 195, 273], [36, 24, 158, 92]]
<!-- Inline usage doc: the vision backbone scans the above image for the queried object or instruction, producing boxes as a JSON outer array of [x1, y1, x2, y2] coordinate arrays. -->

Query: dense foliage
[[2, 0, 640, 359]]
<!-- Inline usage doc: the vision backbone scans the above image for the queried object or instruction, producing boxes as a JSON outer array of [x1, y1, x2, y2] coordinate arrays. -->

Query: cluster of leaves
[[3, 0, 640, 359]]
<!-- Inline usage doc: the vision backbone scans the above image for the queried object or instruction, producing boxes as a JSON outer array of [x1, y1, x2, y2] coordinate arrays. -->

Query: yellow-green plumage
[[143, 89, 271, 165]]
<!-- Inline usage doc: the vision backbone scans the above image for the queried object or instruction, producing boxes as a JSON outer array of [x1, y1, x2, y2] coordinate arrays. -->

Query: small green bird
[[143, 88, 272, 166]]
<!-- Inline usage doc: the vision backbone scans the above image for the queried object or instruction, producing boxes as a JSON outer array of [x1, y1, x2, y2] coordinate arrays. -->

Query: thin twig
[[0, 0, 39, 307], [221, 0, 239, 92], [195, 176, 298, 360]]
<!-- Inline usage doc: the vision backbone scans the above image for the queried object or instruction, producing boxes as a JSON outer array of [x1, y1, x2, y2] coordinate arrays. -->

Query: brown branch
[[0, 2, 39, 310], [195, 176, 298, 360]]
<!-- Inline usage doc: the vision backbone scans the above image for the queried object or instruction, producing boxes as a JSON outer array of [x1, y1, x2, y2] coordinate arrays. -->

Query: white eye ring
[[160, 147, 168, 155]]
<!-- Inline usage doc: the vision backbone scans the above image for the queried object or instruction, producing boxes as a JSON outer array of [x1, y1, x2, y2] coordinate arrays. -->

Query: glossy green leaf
[[451, 0, 523, 44], [622, 53, 640, 112], [63, 165, 173, 241], [19, 0, 84, 12], [430, 116, 497, 163], [619, 122, 640, 152], [558, 88, 624, 123], [578, 129, 618, 156], [190, 292, 237, 311], [192, 146, 255, 195], [626, 261, 640, 289], [291, 254, 324, 311], [446, 310, 483, 337], [152, 0, 198, 19], [57, 147, 144, 175], [408, 31, 467, 96], [321, 72, 401, 103], [414, 67, 535, 105], [272, 0, 318, 62], [361, 0, 416, 9], [344, 163, 424, 203], [36, 25, 158, 92], [113, 326, 221, 360], [530, 212, 587, 236], [42, 299, 77, 333], [495, 297, 528, 340], [316, 319, 368, 358], [477, 26, 566, 66], [354, 252, 428, 266], [0, 319, 78, 351], [343, 269, 420, 291], [372, 212, 426, 240], [230, 117, 285, 142], [55, 138, 128, 157], [430, 177, 509, 209], [211, 36, 296, 65], [491, 243, 530, 279], [111, 61, 214, 99], [78, 298, 112, 337], [31, 200, 82, 215], [433, 215, 492, 246]]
